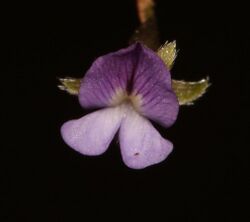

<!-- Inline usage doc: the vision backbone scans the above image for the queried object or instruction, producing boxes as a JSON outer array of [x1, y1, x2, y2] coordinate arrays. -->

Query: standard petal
[[61, 107, 124, 156], [132, 44, 172, 93], [139, 86, 179, 128], [79, 43, 179, 127], [119, 107, 173, 169], [79, 44, 141, 109], [131, 45, 179, 127]]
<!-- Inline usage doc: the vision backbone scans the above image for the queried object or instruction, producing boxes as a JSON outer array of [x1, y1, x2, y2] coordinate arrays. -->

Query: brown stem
[[136, 0, 155, 24], [130, 0, 159, 50]]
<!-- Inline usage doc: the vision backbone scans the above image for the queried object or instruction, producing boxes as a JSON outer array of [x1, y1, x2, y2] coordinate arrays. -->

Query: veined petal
[[132, 44, 172, 94], [131, 45, 179, 127], [119, 106, 173, 169], [79, 43, 179, 128], [79, 44, 141, 109], [139, 86, 179, 128], [79, 43, 173, 106], [61, 106, 124, 156]]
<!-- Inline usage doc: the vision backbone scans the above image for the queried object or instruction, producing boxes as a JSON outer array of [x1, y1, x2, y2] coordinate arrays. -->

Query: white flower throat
[[109, 88, 142, 113]]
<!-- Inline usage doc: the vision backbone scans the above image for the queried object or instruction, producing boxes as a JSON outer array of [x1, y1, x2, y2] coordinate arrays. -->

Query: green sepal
[[157, 41, 178, 70], [58, 77, 81, 95], [172, 78, 210, 105]]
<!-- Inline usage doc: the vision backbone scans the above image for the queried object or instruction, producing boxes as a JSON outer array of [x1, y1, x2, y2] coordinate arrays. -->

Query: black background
[[3, 0, 248, 221]]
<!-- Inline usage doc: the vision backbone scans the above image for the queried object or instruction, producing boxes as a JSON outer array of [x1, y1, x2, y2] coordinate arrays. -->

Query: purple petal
[[139, 87, 179, 128], [61, 107, 124, 156], [119, 106, 173, 169], [79, 43, 179, 127], [79, 44, 141, 109], [131, 45, 179, 127], [132, 44, 172, 93]]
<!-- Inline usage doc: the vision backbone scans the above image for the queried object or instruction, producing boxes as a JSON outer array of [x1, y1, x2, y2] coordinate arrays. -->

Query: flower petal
[[61, 107, 124, 156], [131, 45, 179, 127], [139, 86, 179, 128], [132, 44, 172, 93], [79, 44, 141, 109], [79, 43, 179, 127], [119, 106, 173, 169]]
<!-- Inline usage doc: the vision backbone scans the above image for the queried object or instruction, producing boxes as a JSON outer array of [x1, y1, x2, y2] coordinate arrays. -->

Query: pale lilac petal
[[61, 107, 124, 155], [119, 106, 173, 169], [79, 44, 141, 109]]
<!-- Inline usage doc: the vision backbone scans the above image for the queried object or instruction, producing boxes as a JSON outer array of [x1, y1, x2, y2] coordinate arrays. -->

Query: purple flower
[[61, 43, 179, 169]]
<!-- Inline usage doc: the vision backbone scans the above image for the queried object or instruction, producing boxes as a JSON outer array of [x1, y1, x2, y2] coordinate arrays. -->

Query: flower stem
[[136, 0, 155, 24], [130, 0, 159, 50]]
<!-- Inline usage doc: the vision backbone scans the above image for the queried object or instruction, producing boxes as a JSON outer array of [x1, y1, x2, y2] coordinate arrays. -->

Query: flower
[[61, 43, 179, 169]]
